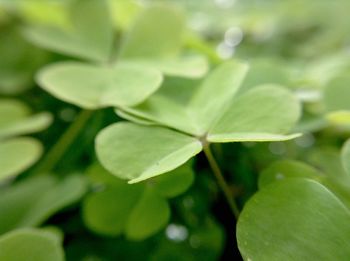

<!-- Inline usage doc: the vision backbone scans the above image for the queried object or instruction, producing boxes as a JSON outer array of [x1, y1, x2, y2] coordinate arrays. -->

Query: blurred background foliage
[[0, 0, 350, 260]]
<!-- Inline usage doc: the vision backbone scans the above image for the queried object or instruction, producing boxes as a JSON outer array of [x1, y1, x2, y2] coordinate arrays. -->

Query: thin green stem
[[203, 144, 240, 219], [34, 109, 93, 174]]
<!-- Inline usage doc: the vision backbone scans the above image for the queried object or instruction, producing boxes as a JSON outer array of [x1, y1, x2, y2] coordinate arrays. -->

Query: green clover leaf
[[97, 61, 301, 183]]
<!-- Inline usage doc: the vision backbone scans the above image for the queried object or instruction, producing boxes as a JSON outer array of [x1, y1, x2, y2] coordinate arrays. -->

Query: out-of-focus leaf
[[0, 28, 48, 94], [119, 5, 185, 59], [238, 59, 291, 94], [0, 137, 42, 182], [83, 185, 143, 236], [96, 122, 202, 183], [83, 162, 193, 238], [258, 160, 322, 188], [341, 139, 350, 176], [150, 218, 224, 261], [37, 62, 162, 109], [0, 100, 52, 138], [109, 0, 141, 30], [21, 175, 87, 226], [237, 179, 350, 260], [307, 147, 348, 182], [0, 228, 64, 261], [326, 111, 350, 126], [324, 74, 350, 112], [23, 0, 113, 62], [125, 187, 170, 240], [0, 175, 87, 234], [152, 161, 195, 198], [127, 56, 208, 78]]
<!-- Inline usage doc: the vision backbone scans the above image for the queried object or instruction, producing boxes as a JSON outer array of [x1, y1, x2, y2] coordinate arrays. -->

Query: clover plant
[[1, 0, 350, 260]]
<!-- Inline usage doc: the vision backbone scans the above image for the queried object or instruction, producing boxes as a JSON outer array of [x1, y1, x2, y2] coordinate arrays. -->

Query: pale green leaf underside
[[125, 188, 170, 240], [23, 0, 113, 62], [123, 55, 208, 78], [208, 85, 301, 142], [119, 4, 185, 59], [237, 179, 350, 261], [37, 62, 162, 109], [95, 122, 202, 183], [0, 137, 42, 182], [0, 175, 87, 234], [0, 228, 64, 261]]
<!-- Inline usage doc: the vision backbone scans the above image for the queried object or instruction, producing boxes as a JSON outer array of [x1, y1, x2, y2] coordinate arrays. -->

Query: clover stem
[[203, 144, 240, 219], [34, 109, 93, 174]]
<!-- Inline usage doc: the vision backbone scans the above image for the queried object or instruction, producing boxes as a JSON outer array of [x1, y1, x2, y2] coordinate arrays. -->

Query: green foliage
[[1, 0, 350, 259], [0, 175, 87, 234], [0, 137, 42, 181], [83, 163, 194, 240], [37, 62, 163, 109], [119, 5, 184, 59], [23, 0, 113, 62], [237, 179, 350, 260], [97, 61, 300, 183], [0, 228, 64, 261], [0, 99, 52, 139]]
